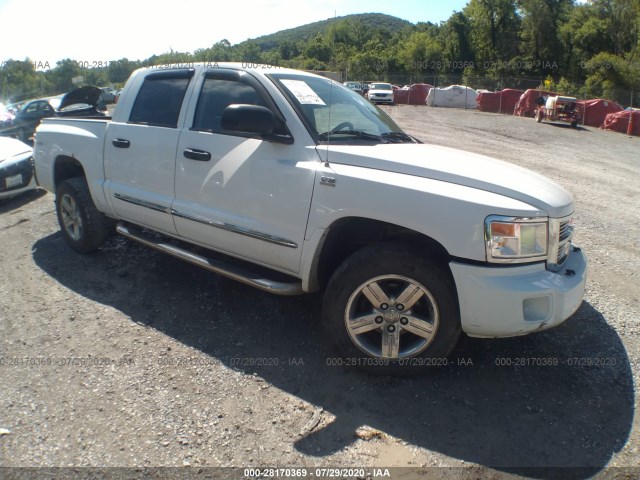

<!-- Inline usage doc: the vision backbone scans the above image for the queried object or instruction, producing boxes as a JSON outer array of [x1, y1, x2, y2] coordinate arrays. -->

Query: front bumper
[[0, 157, 37, 199], [450, 247, 587, 338], [370, 97, 394, 103]]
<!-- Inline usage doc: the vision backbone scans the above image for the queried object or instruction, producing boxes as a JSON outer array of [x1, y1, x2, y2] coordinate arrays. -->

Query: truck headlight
[[485, 215, 548, 263]]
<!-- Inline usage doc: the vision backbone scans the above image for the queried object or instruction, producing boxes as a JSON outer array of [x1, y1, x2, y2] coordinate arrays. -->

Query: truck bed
[[34, 117, 112, 212]]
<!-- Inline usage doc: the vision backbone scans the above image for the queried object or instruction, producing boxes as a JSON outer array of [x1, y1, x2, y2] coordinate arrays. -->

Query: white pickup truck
[[34, 63, 587, 374]]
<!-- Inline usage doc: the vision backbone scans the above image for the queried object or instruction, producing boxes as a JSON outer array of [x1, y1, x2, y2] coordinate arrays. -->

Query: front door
[[172, 69, 318, 274]]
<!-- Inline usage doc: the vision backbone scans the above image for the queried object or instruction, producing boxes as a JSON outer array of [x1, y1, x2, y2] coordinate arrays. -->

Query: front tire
[[322, 244, 461, 375], [56, 177, 112, 253]]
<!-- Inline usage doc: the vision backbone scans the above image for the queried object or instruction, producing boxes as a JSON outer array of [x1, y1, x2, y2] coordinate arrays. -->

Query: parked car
[[114, 89, 125, 104], [343, 82, 364, 95], [367, 82, 394, 104], [9, 86, 106, 143], [0, 136, 37, 200], [34, 64, 586, 375], [3, 103, 21, 115], [100, 87, 117, 104], [0, 104, 15, 134]]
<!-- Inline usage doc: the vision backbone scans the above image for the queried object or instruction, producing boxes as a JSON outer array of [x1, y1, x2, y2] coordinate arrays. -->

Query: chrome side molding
[[113, 193, 171, 214], [171, 208, 298, 249], [112, 193, 298, 249], [116, 223, 304, 296]]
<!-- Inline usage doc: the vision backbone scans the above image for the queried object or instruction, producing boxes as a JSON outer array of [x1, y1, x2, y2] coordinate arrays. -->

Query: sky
[[0, 0, 470, 66]]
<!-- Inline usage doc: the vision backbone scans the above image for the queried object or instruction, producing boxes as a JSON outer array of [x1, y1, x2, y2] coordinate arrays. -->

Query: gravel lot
[[0, 106, 638, 479]]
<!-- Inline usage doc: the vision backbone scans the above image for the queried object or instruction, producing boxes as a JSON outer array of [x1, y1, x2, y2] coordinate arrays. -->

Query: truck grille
[[548, 216, 573, 271], [556, 219, 573, 264]]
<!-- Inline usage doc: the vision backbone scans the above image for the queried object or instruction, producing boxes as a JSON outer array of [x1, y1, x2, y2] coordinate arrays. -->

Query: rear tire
[[55, 177, 112, 253], [535, 109, 544, 123], [322, 244, 461, 375]]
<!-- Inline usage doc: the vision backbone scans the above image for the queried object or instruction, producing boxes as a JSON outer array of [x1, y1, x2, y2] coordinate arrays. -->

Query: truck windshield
[[269, 73, 415, 144]]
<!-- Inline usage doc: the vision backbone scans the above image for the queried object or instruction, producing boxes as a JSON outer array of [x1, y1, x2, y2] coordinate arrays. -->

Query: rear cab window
[[128, 69, 194, 128]]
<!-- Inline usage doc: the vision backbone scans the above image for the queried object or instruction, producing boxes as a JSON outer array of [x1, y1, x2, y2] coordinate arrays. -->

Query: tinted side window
[[193, 78, 268, 133], [129, 77, 190, 128]]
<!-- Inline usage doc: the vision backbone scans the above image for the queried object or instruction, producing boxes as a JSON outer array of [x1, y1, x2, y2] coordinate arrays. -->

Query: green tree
[[559, 3, 607, 80], [590, 0, 639, 55], [584, 51, 640, 103], [518, 0, 572, 75], [48, 59, 81, 92], [441, 12, 475, 68], [83, 68, 108, 87], [464, 0, 521, 71], [0, 59, 39, 102], [236, 41, 262, 63], [398, 31, 445, 76], [278, 40, 300, 60], [303, 34, 333, 63], [194, 40, 232, 62], [108, 58, 139, 84]]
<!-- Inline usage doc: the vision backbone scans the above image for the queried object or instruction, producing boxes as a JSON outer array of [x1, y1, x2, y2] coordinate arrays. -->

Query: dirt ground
[[0, 106, 639, 479]]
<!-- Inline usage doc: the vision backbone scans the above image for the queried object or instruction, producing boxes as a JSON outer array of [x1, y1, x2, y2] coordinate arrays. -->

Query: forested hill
[[247, 13, 413, 50]]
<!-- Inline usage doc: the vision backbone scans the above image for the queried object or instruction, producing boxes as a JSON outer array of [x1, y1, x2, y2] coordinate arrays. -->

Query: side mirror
[[221, 104, 274, 135]]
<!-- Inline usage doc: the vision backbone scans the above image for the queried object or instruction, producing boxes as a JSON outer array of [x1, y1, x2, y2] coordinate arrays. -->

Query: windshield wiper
[[317, 130, 389, 143], [380, 131, 419, 143]]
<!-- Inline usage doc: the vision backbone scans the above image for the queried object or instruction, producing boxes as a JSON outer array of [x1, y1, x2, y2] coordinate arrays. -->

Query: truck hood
[[58, 86, 102, 110], [325, 143, 574, 218], [0, 136, 32, 163]]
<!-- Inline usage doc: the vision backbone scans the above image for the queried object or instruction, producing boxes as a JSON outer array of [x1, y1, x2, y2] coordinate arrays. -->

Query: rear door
[[172, 68, 318, 274], [104, 69, 194, 234]]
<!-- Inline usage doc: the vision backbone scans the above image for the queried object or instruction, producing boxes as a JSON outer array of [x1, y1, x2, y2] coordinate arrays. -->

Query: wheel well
[[54, 156, 85, 187], [316, 218, 451, 289]]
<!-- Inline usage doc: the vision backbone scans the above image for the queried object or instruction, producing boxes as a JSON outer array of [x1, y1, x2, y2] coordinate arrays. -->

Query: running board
[[116, 223, 304, 296]]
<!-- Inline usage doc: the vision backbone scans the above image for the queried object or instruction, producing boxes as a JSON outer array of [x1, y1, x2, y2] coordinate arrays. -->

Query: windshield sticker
[[281, 80, 326, 105]]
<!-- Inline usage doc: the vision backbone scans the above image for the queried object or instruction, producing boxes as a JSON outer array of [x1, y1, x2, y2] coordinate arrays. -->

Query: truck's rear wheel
[[56, 177, 112, 253], [322, 244, 461, 375], [536, 109, 544, 123]]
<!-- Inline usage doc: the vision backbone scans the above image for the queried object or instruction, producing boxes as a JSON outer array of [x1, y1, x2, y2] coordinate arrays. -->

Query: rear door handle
[[183, 148, 211, 161], [112, 138, 130, 148]]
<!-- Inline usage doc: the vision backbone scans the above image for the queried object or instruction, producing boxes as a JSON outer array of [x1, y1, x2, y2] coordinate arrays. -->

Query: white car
[[0, 136, 37, 199], [0, 104, 16, 132], [367, 82, 394, 104], [343, 82, 364, 95]]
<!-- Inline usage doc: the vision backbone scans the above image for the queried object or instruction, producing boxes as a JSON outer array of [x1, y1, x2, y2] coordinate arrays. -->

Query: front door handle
[[112, 138, 130, 148], [183, 148, 211, 161]]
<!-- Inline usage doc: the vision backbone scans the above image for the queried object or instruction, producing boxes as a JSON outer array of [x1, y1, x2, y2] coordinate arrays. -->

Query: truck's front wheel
[[56, 177, 112, 253], [322, 244, 461, 375]]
